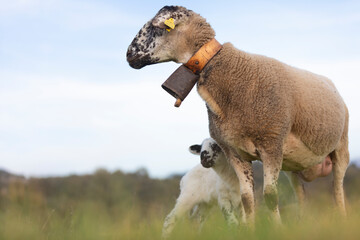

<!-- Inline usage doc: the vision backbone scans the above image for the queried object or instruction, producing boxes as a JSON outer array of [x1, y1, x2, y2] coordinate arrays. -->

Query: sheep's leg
[[260, 150, 283, 224], [332, 141, 349, 217], [218, 195, 239, 226], [162, 198, 199, 239], [238, 198, 246, 224], [285, 171, 305, 218], [228, 155, 255, 227], [191, 203, 211, 233], [162, 208, 181, 239]]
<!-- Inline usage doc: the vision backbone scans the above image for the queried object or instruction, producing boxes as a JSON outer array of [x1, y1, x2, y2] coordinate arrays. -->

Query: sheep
[[163, 137, 332, 239], [127, 6, 349, 225], [162, 138, 244, 239]]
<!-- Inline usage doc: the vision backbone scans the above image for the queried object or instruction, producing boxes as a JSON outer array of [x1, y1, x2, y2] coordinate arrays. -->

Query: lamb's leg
[[191, 203, 211, 233], [260, 149, 283, 224], [228, 155, 255, 227], [162, 208, 180, 239], [331, 140, 349, 217], [162, 198, 198, 239], [218, 195, 239, 226], [285, 171, 305, 218]]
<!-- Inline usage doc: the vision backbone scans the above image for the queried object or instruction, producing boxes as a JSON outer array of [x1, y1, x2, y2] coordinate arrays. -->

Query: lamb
[[163, 138, 331, 239], [127, 6, 349, 225], [162, 138, 244, 239]]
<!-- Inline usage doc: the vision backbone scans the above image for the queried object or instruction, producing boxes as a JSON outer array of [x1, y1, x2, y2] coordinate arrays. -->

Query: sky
[[0, 0, 359, 178]]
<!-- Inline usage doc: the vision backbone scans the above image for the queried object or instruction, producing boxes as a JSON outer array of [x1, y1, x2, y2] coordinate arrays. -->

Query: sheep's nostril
[[127, 54, 139, 63], [126, 48, 134, 58], [126, 48, 142, 63], [200, 151, 209, 162]]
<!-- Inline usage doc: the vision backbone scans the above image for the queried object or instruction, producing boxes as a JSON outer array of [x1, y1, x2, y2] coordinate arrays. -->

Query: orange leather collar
[[185, 38, 222, 74]]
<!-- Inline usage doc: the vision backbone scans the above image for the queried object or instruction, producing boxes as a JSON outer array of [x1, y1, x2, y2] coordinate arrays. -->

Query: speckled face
[[126, 6, 191, 69], [189, 138, 224, 168], [126, 21, 164, 69]]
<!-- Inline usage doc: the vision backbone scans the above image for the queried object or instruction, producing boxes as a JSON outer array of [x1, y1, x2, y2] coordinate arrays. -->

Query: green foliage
[[0, 163, 360, 239]]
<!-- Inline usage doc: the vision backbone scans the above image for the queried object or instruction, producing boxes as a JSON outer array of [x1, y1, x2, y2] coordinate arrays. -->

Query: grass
[[0, 199, 360, 240]]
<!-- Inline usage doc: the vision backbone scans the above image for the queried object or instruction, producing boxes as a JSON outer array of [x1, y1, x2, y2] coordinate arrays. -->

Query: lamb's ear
[[151, 6, 191, 30], [189, 144, 201, 155]]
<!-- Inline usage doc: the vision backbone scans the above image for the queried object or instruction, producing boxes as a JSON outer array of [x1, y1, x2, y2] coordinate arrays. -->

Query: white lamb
[[162, 138, 244, 239]]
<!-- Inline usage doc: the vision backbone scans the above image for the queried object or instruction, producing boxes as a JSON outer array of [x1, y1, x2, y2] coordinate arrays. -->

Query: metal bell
[[161, 65, 199, 107]]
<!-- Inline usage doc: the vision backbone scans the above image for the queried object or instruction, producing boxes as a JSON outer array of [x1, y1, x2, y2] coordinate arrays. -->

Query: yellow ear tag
[[164, 18, 175, 32]]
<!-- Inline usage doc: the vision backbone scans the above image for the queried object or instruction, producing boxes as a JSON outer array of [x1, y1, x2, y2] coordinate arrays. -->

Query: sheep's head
[[127, 6, 215, 69], [189, 138, 224, 168]]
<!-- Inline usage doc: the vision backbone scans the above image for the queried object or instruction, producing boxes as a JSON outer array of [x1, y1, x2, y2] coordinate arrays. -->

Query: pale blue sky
[[1, 0, 359, 177]]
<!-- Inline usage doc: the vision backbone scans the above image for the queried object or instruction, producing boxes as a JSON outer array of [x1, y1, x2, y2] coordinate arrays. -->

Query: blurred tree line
[[0, 162, 359, 218]]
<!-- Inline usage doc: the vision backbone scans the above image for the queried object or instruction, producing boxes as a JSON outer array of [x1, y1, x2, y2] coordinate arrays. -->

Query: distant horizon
[[2, 157, 360, 179]]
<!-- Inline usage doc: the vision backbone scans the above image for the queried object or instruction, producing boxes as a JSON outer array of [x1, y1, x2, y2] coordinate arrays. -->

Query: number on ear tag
[[164, 18, 175, 32]]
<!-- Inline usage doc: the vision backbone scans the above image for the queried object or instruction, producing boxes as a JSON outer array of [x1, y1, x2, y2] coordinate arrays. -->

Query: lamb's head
[[189, 138, 225, 168], [127, 6, 215, 69]]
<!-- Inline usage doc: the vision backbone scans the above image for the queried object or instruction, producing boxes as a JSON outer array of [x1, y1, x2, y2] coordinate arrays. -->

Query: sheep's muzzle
[[200, 150, 215, 168]]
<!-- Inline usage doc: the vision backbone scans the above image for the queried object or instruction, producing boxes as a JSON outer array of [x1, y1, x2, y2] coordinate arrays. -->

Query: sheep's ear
[[189, 144, 201, 155], [152, 6, 191, 30]]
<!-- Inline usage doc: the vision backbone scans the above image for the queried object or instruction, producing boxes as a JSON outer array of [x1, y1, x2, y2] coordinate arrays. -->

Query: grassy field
[[1, 199, 360, 240], [0, 167, 360, 240]]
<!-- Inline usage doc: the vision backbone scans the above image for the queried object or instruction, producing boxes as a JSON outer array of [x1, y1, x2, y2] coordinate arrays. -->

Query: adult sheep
[[127, 6, 349, 225], [162, 138, 244, 239]]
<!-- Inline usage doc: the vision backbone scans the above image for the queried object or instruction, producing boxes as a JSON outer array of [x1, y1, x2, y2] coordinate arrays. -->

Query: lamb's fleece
[[162, 138, 243, 239]]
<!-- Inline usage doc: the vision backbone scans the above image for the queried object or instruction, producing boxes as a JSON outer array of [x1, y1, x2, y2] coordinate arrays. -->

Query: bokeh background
[[1, 0, 360, 178]]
